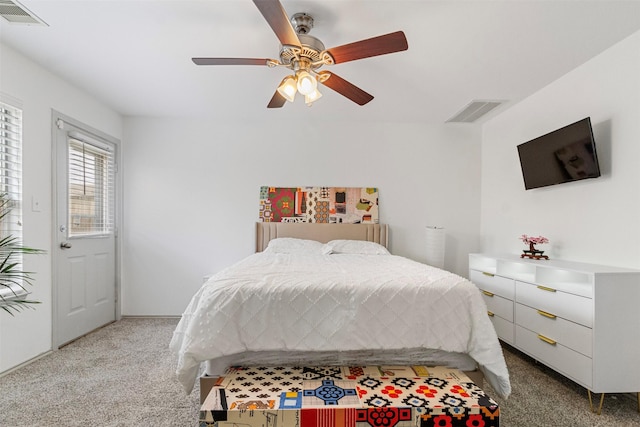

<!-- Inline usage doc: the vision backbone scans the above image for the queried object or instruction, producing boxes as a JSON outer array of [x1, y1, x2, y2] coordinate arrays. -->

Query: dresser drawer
[[470, 270, 514, 299], [489, 313, 514, 344], [516, 281, 592, 327], [515, 303, 592, 357], [516, 325, 592, 388], [482, 292, 513, 322]]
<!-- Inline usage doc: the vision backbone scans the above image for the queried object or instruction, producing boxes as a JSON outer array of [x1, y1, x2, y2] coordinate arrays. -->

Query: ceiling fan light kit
[[193, 0, 408, 108], [304, 90, 322, 106], [295, 71, 316, 95], [276, 76, 297, 102]]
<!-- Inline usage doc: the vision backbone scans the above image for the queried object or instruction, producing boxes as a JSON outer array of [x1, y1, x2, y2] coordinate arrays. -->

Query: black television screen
[[517, 117, 600, 190]]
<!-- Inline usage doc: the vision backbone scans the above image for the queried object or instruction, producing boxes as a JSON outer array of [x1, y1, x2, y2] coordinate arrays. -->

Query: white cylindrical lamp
[[425, 226, 446, 269]]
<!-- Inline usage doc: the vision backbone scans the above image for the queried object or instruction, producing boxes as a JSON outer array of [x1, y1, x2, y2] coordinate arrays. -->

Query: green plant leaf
[[0, 193, 46, 315]]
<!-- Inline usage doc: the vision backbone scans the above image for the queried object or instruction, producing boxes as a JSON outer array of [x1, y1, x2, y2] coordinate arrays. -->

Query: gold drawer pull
[[482, 290, 494, 297], [537, 285, 557, 293], [537, 310, 557, 319], [537, 334, 557, 345], [482, 272, 495, 277], [487, 311, 495, 317]]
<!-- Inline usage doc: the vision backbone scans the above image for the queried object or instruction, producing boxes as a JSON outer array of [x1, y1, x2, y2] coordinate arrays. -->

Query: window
[[0, 100, 24, 301], [68, 135, 115, 237], [0, 101, 22, 233]]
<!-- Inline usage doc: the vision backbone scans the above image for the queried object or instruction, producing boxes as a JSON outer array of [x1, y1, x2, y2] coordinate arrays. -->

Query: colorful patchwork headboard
[[256, 223, 389, 252]]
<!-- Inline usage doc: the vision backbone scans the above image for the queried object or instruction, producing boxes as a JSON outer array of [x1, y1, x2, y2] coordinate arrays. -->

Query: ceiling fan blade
[[253, 0, 301, 47], [325, 31, 408, 64], [317, 71, 374, 106], [267, 91, 287, 108], [192, 58, 270, 66]]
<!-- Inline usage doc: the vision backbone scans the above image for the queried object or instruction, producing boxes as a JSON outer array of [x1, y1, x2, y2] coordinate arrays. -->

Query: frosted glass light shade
[[305, 88, 322, 105], [277, 76, 297, 102], [296, 71, 317, 95]]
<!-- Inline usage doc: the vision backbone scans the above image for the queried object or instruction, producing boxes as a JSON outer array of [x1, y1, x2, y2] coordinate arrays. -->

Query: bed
[[170, 223, 511, 399]]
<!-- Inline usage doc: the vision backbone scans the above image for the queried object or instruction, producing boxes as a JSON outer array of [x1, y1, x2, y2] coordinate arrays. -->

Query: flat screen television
[[517, 117, 600, 190]]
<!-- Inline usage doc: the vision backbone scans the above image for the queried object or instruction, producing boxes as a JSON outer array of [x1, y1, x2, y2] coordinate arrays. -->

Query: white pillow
[[264, 238, 324, 254], [323, 240, 390, 255]]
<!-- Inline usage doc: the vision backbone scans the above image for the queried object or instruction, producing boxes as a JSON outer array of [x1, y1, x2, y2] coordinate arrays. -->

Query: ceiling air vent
[[0, 0, 47, 25], [447, 100, 504, 123]]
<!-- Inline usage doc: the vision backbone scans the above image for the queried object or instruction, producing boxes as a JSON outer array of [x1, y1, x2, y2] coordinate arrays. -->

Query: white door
[[54, 117, 117, 347]]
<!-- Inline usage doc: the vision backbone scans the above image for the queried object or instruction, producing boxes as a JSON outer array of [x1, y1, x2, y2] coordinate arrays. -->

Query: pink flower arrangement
[[520, 235, 549, 245]]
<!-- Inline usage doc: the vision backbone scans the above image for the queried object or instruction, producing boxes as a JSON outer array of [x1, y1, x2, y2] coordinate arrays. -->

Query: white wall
[[481, 30, 640, 268], [0, 43, 122, 372], [122, 118, 482, 315]]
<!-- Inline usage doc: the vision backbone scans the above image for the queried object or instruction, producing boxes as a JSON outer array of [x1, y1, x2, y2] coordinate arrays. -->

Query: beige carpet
[[0, 317, 638, 426]]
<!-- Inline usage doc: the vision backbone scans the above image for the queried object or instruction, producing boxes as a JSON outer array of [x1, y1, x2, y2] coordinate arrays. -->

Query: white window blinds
[[68, 135, 115, 236], [0, 101, 24, 301], [0, 102, 22, 235]]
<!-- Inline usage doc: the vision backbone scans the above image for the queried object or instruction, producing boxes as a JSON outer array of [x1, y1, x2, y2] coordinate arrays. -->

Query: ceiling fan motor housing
[[279, 33, 327, 67]]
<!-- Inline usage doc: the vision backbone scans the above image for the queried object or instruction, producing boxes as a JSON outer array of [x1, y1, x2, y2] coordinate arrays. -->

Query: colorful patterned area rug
[[199, 366, 499, 427]]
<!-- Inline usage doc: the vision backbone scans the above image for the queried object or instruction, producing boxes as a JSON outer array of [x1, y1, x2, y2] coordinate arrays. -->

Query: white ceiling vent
[[447, 100, 504, 123], [0, 0, 47, 25]]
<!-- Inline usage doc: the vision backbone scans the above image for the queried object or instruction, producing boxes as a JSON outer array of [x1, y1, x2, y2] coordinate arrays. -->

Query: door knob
[[60, 242, 72, 249]]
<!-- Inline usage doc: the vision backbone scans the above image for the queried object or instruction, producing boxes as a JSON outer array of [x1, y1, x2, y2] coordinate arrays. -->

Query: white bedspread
[[170, 252, 511, 397]]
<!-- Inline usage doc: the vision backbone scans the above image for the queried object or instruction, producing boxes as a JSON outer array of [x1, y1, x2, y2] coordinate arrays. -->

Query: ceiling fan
[[192, 0, 408, 108]]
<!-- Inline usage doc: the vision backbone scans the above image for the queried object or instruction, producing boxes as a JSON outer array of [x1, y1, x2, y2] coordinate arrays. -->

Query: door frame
[[51, 110, 122, 348]]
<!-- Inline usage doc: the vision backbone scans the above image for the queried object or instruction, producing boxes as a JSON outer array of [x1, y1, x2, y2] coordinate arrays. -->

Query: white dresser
[[469, 253, 640, 407]]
